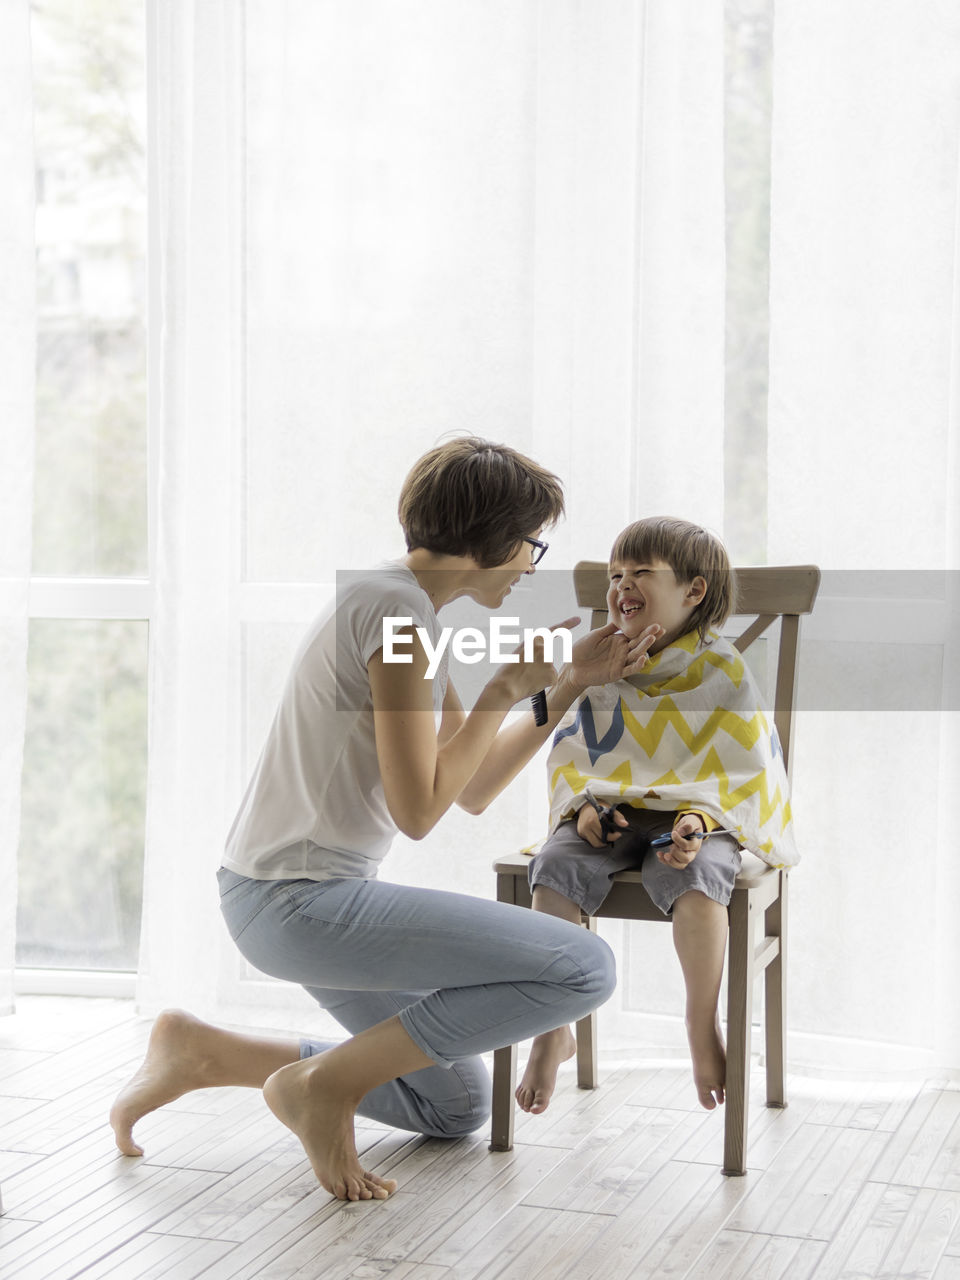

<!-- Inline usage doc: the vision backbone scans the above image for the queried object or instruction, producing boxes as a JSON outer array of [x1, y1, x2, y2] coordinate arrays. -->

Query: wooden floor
[[1, 999, 959, 1280]]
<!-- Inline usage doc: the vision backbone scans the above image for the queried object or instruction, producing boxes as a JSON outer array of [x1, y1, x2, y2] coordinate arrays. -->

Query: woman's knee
[[431, 1094, 491, 1138], [422, 1062, 491, 1137], [594, 936, 618, 1002]]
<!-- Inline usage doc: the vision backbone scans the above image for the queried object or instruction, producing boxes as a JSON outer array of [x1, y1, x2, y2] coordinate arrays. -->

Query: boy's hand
[[656, 814, 705, 869], [577, 803, 629, 849], [568, 621, 662, 693]]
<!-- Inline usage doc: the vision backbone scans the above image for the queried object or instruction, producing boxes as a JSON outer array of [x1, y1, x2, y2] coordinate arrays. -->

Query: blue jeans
[[217, 867, 615, 1139]]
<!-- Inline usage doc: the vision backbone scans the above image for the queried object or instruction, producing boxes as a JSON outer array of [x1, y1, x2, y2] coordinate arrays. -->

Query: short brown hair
[[398, 436, 565, 567], [609, 516, 737, 642]]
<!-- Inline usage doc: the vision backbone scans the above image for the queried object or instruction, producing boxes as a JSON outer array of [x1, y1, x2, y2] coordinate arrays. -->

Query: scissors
[[649, 827, 738, 847], [582, 790, 622, 841]]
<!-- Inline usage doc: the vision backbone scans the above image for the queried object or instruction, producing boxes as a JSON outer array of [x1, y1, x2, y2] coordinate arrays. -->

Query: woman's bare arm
[[437, 680, 467, 746], [369, 626, 557, 840], [455, 666, 584, 814]]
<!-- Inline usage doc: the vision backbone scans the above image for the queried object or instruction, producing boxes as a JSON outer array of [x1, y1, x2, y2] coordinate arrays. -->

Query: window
[[17, 0, 148, 976]]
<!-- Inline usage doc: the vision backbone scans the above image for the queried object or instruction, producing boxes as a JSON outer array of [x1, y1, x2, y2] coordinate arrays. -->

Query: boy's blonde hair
[[399, 436, 564, 568], [609, 516, 737, 642]]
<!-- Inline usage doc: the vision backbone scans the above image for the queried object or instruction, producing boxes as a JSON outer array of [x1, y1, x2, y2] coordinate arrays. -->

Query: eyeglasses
[[522, 536, 549, 565]]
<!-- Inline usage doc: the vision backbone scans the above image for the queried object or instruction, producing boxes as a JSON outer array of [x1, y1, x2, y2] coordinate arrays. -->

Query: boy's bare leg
[[110, 1009, 300, 1156], [672, 890, 728, 1109], [515, 884, 580, 1115], [262, 1014, 433, 1200]]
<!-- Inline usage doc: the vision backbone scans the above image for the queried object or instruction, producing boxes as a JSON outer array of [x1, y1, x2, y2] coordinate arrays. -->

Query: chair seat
[[493, 848, 776, 891]]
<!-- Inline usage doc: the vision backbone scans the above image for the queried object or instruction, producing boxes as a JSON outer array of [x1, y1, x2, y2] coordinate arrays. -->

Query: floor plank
[[870, 1087, 960, 1191], [0, 1164, 225, 1279], [728, 1121, 891, 1239], [814, 1181, 960, 1280], [67, 1232, 237, 1280], [451, 1203, 607, 1280], [683, 1230, 826, 1280]]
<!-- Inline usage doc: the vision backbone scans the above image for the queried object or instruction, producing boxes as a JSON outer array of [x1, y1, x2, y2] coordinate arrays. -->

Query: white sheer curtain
[[767, 0, 960, 1073], [135, 0, 243, 1017], [0, 0, 35, 1017], [137, 0, 960, 1074]]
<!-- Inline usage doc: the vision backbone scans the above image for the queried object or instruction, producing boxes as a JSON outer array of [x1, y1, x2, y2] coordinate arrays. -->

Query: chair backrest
[[571, 563, 821, 777]]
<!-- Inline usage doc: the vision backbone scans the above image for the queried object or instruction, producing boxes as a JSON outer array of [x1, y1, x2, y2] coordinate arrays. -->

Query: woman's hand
[[577, 803, 629, 849], [567, 620, 662, 693], [655, 813, 705, 869], [487, 615, 581, 706]]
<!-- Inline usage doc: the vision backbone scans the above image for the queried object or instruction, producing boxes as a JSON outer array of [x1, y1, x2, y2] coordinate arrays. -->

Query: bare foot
[[687, 1013, 726, 1109], [263, 1057, 398, 1202], [515, 1026, 577, 1115], [110, 1009, 222, 1155]]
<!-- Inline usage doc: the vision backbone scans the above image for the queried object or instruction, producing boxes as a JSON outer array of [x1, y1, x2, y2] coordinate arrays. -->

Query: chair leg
[[576, 1011, 598, 1089], [764, 872, 787, 1108], [489, 1043, 518, 1151], [575, 916, 600, 1089], [723, 886, 754, 1176], [490, 871, 524, 1151]]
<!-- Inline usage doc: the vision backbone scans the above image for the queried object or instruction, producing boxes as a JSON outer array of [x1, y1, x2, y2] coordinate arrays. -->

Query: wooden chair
[[490, 562, 820, 1175]]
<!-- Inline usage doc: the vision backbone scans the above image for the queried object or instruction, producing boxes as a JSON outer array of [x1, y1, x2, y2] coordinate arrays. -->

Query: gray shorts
[[527, 807, 742, 917]]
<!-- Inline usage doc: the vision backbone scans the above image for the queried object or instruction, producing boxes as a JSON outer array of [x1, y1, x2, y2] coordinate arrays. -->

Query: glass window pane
[[31, 0, 147, 577], [16, 620, 148, 970]]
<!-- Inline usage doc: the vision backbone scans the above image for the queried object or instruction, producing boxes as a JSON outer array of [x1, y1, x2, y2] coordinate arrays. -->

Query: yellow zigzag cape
[[547, 629, 799, 867]]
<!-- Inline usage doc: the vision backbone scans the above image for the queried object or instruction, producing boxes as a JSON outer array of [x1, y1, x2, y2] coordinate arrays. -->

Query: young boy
[[518, 516, 798, 1115]]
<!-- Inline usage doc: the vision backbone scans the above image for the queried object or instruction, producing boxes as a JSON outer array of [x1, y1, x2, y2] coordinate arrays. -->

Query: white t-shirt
[[223, 561, 447, 880]]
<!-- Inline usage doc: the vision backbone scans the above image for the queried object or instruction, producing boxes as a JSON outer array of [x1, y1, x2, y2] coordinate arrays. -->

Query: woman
[[110, 437, 657, 1202]]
